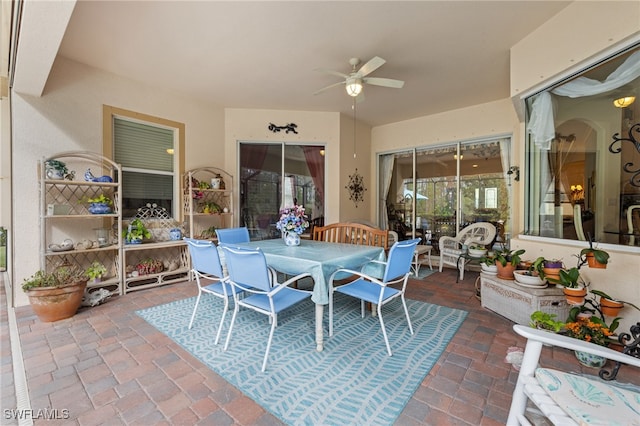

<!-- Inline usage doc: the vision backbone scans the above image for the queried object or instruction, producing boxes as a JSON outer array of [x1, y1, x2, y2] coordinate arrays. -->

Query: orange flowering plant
[[564, 308, 620, 347]]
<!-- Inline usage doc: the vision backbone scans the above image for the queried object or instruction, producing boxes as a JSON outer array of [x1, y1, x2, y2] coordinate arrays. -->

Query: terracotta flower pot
[[26, 281, 87, 322], [543, 267, 561, 282], [563, 286, 587, 305], [600, 298, 624, 317], [496, 263, 516, 280], [585, 253, 607, 269]]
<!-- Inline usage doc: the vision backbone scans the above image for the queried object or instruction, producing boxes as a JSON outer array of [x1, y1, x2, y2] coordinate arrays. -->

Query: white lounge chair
[[507, 324, 640, 425]]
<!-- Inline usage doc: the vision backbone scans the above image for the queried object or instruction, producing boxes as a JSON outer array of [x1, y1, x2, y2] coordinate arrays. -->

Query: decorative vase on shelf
[[88, 203, 112, 214], [169, 228, 182, 241], [574, 350, 606, 368], [283, 231, 301, 247]]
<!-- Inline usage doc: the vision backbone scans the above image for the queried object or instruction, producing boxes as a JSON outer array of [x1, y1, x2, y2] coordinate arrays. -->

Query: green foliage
[[22, 265, 87, 291], [530, 311, 564, 333], [123, 218, 151, 242], [494, 247, 525, 267], [579, 247, 610, 264], [86, 193, 113, 206], [85, 261, 107, 280], [549, 266, 582, 288]]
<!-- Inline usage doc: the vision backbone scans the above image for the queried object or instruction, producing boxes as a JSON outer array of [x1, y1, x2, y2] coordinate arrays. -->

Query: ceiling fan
[[313, 56, 405, 98]]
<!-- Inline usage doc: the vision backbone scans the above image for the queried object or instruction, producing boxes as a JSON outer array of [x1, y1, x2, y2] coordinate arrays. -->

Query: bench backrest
[[312, 222, 389, 250]]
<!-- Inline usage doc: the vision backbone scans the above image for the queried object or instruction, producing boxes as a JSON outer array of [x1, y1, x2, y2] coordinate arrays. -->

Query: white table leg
[[315, 303, 324, 351]]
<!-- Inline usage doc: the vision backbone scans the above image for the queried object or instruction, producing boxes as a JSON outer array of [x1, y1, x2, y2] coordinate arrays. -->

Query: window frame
[[522, 46, 640, 248], [102, 105, 185, 220]]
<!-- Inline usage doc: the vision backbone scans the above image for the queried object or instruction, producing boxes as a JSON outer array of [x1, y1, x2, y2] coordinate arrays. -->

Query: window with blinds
[[113, 118, 176, 218]]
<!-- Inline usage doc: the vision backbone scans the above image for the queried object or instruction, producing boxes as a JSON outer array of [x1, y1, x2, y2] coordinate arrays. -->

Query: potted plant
[[494, 247, 526, 280], [85, 261, 107, 283], [123, 218, 151, 244], [590, 290, 640, 317], [86, 193, 113, 214], [22, 265, 88, 322], [530, 311, 565, 332], [541, 258, 563, 281], [564, 309, 619, 368], [579, 241, 610, 269], [45, 159, 72, 180], [551, 267, 588, 305], [198, 225, 217, 240], [480, 252, 498, 274]]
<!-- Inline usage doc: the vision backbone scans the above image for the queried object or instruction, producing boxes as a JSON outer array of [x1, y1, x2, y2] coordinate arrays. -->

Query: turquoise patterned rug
[[136, 293, 467, 426]]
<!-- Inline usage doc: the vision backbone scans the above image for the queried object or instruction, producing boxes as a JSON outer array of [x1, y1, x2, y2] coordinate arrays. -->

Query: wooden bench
[[312, 222, 389, 250]]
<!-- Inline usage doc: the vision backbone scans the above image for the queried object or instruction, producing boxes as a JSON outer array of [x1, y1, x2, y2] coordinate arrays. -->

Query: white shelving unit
[[40, 151, 123, 295], [183, 167, 234, 240], [122, 204, 189, 294]]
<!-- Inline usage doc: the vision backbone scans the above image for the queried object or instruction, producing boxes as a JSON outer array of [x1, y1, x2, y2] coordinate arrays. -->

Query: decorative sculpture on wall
[[609, 122, 640, 187], [345, 168, 366, 207], [268, 122, 298, 134]]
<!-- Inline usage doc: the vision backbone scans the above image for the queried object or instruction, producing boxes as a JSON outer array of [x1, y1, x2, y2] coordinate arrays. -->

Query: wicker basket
[[480, 273, 570, 325]]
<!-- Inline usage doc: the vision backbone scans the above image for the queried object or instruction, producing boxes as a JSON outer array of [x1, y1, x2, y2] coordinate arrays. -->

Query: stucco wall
[[11, 57, 224, 307]]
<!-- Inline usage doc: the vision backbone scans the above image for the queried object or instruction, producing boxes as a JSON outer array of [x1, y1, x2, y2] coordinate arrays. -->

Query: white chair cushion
[[535, 367, 640, 425]]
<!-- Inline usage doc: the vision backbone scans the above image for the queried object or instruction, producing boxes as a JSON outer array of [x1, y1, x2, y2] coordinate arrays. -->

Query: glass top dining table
[[229, 238, 386, 351]]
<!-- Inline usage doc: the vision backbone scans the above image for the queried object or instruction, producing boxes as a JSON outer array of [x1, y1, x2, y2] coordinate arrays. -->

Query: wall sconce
[[345, 77, 363, 97], [613, 96, 636, 108], [507, 166, 520, 181], [166, 148, 174, 155]]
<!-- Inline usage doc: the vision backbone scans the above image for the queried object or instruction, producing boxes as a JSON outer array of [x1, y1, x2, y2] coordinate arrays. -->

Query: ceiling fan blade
[[313, 81, 345, 95], [357, 56, 386, 77], [363, 77, 405, 89], [314, 68, 349, 79]]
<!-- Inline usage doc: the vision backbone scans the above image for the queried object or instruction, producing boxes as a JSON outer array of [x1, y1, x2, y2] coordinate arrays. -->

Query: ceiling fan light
[[345, 78, 363, 97], [613, 96, 635, 108]]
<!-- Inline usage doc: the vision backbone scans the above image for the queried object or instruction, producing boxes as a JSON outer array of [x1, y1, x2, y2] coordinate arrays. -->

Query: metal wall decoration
[[268, 122, 298, 134], [609, 122, 640, 187], [345, 168, 366, 207]]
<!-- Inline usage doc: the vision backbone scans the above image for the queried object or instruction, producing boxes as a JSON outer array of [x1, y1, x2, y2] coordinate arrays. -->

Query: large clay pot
[[600, 298, 624, 317], [563, 286, 587, 306], [496, 262, 516, 280], [26, 281, 87, 322]]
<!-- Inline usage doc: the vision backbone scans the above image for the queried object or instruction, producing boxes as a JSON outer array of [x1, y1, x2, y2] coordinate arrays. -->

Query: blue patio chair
[[184, 238, 241, 345], [222, 245, 312, 372], [329, 238, 420, 356], [215, 227, 250, 244]]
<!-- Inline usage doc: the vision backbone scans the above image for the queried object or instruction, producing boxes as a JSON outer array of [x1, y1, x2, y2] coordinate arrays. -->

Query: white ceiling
[[19, 0, 573, 127]]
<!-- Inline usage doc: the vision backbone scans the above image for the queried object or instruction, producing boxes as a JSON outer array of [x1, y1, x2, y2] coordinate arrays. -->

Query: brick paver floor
[[2, 268, 639, 425]]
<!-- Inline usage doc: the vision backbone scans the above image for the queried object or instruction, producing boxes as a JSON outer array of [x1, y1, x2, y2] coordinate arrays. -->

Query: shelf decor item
[[124, 218, 151, 244], [276, 205, 309, 246], [45, 159, 72, 180], [86, 194, 113, 214], [85, 261, 107, 283], [22, 265, 88, 322]]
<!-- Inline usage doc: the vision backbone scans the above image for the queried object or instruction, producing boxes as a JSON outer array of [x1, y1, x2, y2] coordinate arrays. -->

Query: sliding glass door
[[239, 142, 325, 240], [379, 137, 511, 251]]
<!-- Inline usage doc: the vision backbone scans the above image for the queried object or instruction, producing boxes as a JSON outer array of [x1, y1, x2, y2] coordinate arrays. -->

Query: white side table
[[413, 244, 433, 276]]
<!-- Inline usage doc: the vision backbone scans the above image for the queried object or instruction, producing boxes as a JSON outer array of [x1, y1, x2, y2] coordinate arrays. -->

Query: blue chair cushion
[[335, 278, 400, 304], [242, 287, 310, 313]]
